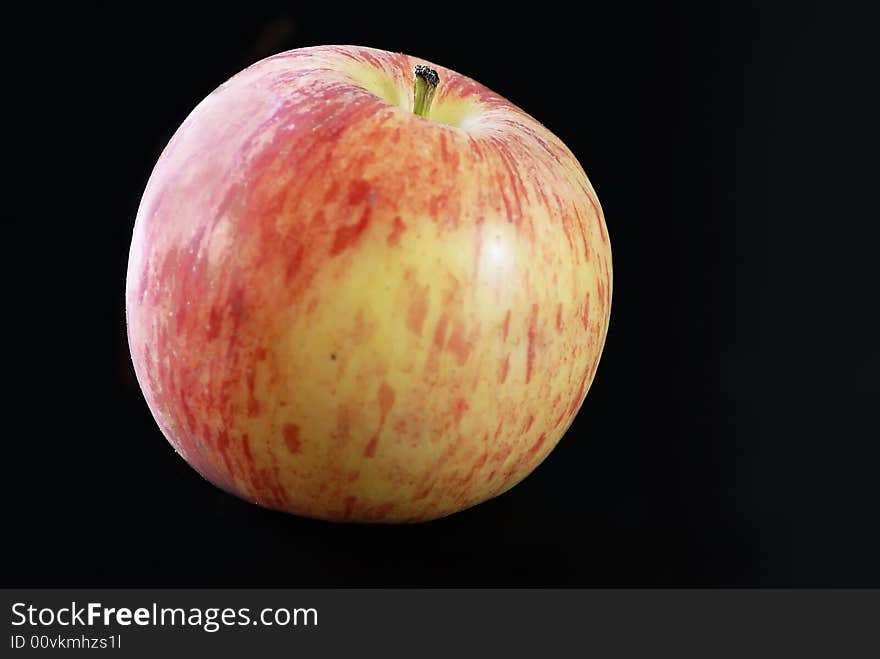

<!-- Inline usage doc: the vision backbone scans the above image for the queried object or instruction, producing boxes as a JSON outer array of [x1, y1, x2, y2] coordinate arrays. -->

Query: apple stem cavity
[[412, 65, 439, 118]]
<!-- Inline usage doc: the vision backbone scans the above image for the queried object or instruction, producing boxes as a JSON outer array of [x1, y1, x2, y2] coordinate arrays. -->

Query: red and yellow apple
[[126, 45, 612, 522]]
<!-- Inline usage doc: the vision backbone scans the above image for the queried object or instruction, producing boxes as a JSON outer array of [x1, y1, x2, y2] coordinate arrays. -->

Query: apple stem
[[412, 65, 439, 118]]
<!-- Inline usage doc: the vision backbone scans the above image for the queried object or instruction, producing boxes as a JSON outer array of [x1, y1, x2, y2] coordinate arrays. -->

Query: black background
[[5, 2, 879, 586]]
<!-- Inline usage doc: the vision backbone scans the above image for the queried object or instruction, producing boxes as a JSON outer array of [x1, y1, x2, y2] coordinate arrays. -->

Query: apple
[[126, 45, 612, 523]]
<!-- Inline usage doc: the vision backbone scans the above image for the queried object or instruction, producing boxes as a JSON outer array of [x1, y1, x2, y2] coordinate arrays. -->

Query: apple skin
[[126, 45, 612, 523]]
